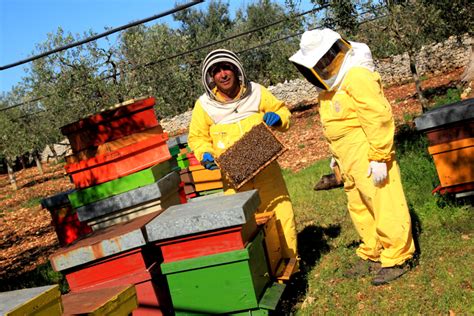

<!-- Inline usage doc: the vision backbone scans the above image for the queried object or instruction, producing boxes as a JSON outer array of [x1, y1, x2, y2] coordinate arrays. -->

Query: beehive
[[216, 123, 287, 189], [0, 285, 62, 316], [161, 231, 270, 314], [415, 98, 474, 193]]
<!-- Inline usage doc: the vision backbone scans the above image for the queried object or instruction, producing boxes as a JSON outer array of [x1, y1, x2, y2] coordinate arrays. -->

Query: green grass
[[280, 125, 474, 315], [432, 88, 462, 108], [21, 197, 43, 209]]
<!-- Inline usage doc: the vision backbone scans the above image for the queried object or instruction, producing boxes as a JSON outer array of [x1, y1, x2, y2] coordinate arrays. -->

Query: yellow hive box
[[194, 181, 224, 192], [255, 212, 282, 277], [191, 169, 222, 183], [0, 285, 62, 316]]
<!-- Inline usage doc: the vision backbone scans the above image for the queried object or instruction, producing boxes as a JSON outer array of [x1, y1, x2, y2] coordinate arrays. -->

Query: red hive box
[[65, 133, 171, 189], [41, 190, 92, 246], [157, 225, 257, 263], [61, 97, 158, 153], [50, 206, 93, 246], [65, 248, 171, 316]]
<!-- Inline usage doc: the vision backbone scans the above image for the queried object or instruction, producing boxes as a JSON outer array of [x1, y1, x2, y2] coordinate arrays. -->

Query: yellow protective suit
[[319, 67, 415, 267], [188, 84, 298, 260]]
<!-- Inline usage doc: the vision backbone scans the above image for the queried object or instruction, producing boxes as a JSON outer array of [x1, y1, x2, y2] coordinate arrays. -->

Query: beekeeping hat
[[201, 49, 249, 100], [289, 28, 351, 90]]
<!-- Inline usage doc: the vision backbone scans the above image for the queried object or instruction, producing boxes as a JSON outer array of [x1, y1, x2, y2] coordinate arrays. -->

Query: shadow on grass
[[409, 204, 423, 266], [21, 172, 68, 189], [0, 261, 68, 294], [276, 224, 341, 314]]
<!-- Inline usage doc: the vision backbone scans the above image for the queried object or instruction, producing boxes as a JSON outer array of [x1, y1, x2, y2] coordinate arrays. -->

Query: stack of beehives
[[167, 133, 225, 200], [44, 96, 185, 315]]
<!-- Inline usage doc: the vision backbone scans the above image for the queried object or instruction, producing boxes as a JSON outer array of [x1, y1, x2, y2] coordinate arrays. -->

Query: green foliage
[[0, 262, 69, 294], [432, 88, 462, 108]]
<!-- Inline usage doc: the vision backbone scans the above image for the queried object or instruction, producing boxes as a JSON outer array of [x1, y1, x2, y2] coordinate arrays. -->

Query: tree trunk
[[408, 52, 429, 112], [49, 144, 58, 163], [20, 156, 27, 170], [34, 151, 44, 175], [6, 159, 18, 191]]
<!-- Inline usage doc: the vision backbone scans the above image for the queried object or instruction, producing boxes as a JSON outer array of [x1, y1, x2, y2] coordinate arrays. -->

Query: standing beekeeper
[[289, 28, 415, 285], [188, 49, 299, 272]]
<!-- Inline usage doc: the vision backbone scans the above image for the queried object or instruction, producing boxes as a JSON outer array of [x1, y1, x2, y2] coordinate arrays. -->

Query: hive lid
[[41, 189, 75, 209], [76, 171, 180, 222], [0, 285, 60, 315], [49, 212, 159, 272], [414, 98, 474, 131], [145, 189, 260, 242]]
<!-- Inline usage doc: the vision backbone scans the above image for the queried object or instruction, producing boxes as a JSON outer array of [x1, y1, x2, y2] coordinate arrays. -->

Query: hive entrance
[[216, 123, 287, 189]]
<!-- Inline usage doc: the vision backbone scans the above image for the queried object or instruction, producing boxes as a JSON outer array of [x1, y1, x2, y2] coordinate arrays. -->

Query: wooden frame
[[216, 123, 288, 190]]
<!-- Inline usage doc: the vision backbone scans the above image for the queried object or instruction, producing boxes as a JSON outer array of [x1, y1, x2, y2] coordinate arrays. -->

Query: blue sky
[[0, 0, 314, 94]]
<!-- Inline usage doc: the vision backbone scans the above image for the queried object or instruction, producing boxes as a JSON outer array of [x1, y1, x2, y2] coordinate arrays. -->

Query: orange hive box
[[65, 126, 164, 164], [61, 97, 158, 153], [65, 133, 170, 189]]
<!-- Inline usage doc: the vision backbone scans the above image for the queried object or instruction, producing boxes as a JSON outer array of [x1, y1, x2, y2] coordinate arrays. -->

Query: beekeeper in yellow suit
[[290, 28, 415, 285], [188, 49, 299, 271]]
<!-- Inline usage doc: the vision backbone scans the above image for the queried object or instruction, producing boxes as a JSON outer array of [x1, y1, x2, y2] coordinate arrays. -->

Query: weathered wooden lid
[[414, 98, 474, 131], [76, 171, 180, 222], [49, 212, 158, 272], [145, 189, 260, 242]]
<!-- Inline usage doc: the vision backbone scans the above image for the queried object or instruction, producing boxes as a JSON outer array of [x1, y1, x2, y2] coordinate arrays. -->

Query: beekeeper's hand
[[367, 161, 387, 186], [201, 152, 218, 170], [263, 112, 281, 127]]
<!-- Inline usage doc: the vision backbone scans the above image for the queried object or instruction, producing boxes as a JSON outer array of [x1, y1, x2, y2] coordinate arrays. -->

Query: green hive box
[[68, 160, 178, 208], [162, 230, 271, 314], [176, 153, 190, 169]]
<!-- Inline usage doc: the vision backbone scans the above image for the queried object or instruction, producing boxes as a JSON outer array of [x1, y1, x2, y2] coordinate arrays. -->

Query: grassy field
[[280, 125, 474, 315]]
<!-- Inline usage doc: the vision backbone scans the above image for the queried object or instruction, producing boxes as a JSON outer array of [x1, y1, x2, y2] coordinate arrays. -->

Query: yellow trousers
[[224, 161, 298, 259], [332, 128, 415, 267]]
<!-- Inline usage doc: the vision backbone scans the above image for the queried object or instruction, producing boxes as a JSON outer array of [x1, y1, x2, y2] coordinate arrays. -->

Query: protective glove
[[263, 112, 281, 127], [367, 161, 387, 186], [329, 157, 337, 169], [201, 152, 218, 170]]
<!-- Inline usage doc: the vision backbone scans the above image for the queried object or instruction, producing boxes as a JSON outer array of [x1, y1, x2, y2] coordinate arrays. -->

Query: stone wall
[[375, 34, 472, 86]]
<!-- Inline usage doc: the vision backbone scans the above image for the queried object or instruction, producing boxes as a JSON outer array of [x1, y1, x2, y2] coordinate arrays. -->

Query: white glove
[[367, 161, 387, 186], [330, 157, 337, 169]]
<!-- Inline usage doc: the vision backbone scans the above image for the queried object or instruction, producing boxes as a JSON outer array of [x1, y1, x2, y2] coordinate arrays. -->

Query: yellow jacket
[[319, 67, 395, 162], [188, 84, 291, 161]]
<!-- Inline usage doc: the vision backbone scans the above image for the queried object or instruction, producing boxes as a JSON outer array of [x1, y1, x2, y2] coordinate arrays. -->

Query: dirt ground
[[0, 67, 470, 286]]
